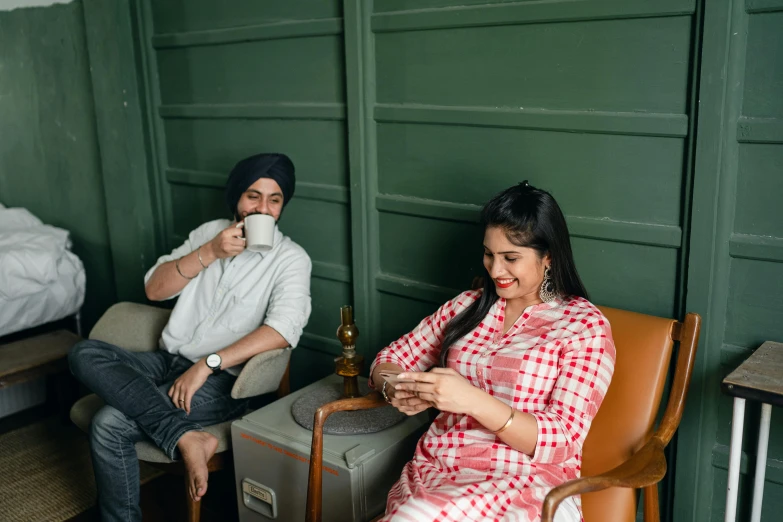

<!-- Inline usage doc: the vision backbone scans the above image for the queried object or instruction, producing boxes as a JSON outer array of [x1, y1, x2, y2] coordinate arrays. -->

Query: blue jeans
[[68, 340, 248, 522]]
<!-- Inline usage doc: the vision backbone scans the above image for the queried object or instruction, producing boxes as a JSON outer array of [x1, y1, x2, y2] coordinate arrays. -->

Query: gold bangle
[[175, 258, 196, 280], [492, 407, 515, 434]]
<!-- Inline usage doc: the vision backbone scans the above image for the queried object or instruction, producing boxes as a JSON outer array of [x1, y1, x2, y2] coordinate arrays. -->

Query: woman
[[370, 182, 616, 522]]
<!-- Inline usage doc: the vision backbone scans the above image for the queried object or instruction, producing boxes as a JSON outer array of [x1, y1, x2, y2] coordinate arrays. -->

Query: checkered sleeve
[[369, 290, 481, 387], [530, 319, 616, 464]]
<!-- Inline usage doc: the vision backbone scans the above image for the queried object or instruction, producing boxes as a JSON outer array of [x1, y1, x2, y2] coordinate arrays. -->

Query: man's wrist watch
[[205, 353, 222, 373]]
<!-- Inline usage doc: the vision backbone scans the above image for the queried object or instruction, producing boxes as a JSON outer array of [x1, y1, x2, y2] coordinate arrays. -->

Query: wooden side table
[[721, 341, 783, 522], [0, 329, 82, 417]]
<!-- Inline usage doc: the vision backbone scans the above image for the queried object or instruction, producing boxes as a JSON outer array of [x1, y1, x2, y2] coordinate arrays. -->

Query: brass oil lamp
[[334, 305, 363, 398]]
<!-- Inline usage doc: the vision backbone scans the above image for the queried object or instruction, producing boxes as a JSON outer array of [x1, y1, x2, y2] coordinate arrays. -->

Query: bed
[[0, 204, 86, 418], [0, 204, 85, 338]]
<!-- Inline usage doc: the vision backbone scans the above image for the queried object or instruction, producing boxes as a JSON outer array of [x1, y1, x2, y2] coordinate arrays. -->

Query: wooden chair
[[305, 306, 701, 522], [69, 302, 291, 522]]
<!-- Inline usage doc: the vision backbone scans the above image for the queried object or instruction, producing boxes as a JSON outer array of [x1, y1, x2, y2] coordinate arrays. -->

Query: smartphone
[[379, 371, 416, 386]]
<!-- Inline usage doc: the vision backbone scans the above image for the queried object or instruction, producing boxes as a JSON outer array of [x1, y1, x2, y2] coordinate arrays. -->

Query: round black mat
[[291, 381, 406, 434]]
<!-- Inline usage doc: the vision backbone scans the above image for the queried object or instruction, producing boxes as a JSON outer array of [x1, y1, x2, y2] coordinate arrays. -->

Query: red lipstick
[[494, 279, 515, 289]]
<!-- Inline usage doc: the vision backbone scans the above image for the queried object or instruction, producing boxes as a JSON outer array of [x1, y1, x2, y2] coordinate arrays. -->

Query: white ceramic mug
[[243, 214, 275, 253]]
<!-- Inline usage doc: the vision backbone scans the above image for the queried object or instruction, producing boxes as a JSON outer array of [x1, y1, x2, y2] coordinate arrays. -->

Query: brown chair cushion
[[580, 306, 675, 522]]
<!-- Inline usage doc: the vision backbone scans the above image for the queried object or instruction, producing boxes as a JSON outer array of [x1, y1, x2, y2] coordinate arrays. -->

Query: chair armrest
[[89, 302, 171, 353], [541, 437, 667, 522], [306, 392, 387, 522], [230, 348, 291, 399]]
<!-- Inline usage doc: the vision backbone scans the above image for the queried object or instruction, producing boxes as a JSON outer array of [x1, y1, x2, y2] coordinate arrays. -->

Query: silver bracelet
[[381, 380, 392, 403], [197, 246, 208, 269], [175, 258, 196, 280]]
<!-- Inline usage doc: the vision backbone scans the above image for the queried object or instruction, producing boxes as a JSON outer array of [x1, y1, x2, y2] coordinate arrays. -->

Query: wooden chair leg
[[643, 484, 660, 522], [185, 475, 202, 522]]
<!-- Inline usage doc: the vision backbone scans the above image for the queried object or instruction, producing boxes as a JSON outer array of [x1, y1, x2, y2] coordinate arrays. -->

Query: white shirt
[[144, 219, 312, 374]]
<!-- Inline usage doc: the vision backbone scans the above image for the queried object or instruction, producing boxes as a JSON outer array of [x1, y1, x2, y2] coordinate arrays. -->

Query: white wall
[[0, 0, 72, 11]]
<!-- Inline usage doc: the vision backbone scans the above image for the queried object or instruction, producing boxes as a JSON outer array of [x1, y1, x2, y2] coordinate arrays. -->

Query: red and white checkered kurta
[[370, 291, 616, 522]]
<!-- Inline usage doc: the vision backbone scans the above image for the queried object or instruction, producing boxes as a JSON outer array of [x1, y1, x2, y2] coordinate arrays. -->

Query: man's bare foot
[[178, 431, 219, 502]]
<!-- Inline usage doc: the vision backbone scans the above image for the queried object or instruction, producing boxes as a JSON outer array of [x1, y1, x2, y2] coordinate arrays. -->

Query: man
[[69, 152, 311, 521]]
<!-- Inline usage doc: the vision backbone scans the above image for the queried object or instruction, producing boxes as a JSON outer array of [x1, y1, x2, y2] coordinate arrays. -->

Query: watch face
[[206, 353, 221, 369]]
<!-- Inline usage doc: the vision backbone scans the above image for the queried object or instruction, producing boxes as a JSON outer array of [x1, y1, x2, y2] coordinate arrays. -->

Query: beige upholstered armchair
[[70, 302, 291, 522]]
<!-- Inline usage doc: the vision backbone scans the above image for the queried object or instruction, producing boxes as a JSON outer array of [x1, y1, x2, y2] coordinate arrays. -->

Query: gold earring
[[539, 266, 556, 302]]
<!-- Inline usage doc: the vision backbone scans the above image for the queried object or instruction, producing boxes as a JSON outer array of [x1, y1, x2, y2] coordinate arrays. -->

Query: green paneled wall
[[374, 18, 692, 112], [681, 2, 783, 521], [127, 0, 702, 519], [362, 0, 698, 351], [376, 125, 687, 224], [52, 0, 778, 520], [0, 1, 115, 331], [149, 0, 341, 33], [351, 3, 699, 520]]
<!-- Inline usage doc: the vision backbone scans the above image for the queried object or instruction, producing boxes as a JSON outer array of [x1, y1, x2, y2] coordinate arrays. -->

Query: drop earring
[[539, 266, 556, 303]]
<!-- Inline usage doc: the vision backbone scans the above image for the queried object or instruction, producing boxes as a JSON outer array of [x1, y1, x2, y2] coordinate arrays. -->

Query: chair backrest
[[89, 302, 171, 352], [89, 302, 291, 399], [580, 306, 676, 522]]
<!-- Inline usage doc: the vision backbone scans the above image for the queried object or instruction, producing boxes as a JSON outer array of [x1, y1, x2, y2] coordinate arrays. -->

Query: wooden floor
[[0, 404, 240, 522]]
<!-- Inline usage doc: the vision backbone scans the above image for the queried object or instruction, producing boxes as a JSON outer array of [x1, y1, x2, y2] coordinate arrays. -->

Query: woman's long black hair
[[438, 181, 588, 367]]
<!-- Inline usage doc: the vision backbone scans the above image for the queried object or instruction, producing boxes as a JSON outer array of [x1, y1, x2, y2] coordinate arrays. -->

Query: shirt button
[[477, 370, 483, 377]]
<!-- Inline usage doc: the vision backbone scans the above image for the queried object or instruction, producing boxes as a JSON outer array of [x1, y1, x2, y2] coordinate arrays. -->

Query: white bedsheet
[[0, 204, 86, 337]]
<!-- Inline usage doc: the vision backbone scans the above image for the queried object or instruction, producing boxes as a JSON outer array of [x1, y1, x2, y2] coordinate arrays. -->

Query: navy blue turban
[[225, 153, 296, 216]]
